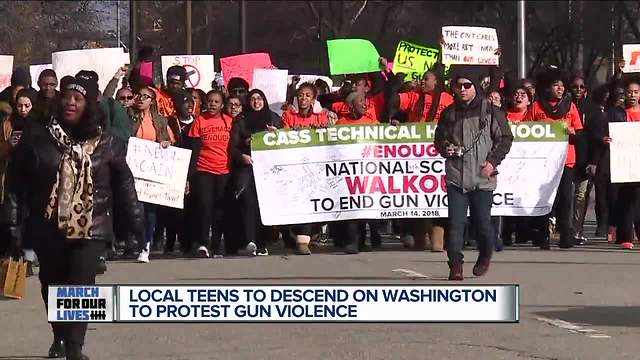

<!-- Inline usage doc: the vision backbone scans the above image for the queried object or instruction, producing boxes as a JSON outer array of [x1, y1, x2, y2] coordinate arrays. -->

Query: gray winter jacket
[[434, 97, 513, 192]]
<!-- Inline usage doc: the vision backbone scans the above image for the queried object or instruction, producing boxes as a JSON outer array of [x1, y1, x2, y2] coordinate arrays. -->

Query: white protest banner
[[622, 44, 640, 73], [441, 26, 499, 65], [288, 75, 333, 89], [126, 138, 192, 209], [161, 55, 215, 91], [251, 122, 567, 225], [0, 55, 14, 91], [30, 64, 53, 89], [609, 122, 640, 183], [252, 69, 289, 115], [52, 48, 126, 93]]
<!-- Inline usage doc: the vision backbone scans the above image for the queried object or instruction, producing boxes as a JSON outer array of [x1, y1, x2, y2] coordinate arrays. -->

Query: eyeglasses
[[231, 88, 247, 95], [454, 82, 474, 90], [572, 84, 586, 89], [137, 94, 154, 101], [228, 103, 242, 108], [118, 96, 134, 101]]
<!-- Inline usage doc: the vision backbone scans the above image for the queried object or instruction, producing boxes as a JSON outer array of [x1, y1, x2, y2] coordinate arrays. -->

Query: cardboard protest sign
[[30, 64, 53, 89], [126, 138, 191, 209], [609, 122, 640, 183], [252, 69, 289, 115], [161, 55, 214, 91], [288, 75, 333, 89], [52, 48, 126, 93], [392, 40, 440, 81], [0, 56, 14, 91], [327, 39, 381, 75], [441, 26, 499, 65], [622, 44, 640, 73], [252, 122, 567, 225], [220, 53, 273, 88]]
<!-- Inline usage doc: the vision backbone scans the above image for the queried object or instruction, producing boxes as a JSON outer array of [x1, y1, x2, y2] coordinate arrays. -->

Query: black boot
[[66, 343, 89, 360], [96, 256, 107, 275], [48, 338, 65, 358]]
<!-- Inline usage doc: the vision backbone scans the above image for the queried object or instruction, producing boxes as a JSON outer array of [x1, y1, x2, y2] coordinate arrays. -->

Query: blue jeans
[[447, 186, 495, 263], [140, 202, 157, 252]]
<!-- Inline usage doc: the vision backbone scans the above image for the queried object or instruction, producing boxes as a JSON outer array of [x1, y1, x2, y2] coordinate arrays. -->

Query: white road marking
[[392, 268, 430, 279], [535, 316, 611, 339]]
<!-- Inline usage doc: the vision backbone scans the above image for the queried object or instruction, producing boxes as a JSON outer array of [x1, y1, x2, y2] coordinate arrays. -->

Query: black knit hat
[[166, 65, 187, 82], [449, 64, 490, 95], [76, 70, 99, 84], [63, 74, 99, 103]]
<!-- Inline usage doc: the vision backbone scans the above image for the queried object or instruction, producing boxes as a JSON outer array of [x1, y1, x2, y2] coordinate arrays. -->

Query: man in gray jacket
[[434, 66, 513, 281]]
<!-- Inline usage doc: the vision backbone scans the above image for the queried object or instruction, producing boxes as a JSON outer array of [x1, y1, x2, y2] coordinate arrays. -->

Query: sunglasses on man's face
[[118, 95, 134, 101], [455, 82, 474, 90], [231, 88, 247, 95], [572, 84, 586, 89]]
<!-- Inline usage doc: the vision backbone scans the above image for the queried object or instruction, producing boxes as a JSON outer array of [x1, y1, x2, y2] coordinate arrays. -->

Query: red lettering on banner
[[374, 144, 440, 159], [345, 175, 444, 194], [345, 176, 369, 194], [631, 51, 640, 66]]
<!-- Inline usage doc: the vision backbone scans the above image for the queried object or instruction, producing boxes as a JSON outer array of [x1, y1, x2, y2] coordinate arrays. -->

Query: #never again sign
[[126, 138, 191, 209], [441, 26, 499, 65]]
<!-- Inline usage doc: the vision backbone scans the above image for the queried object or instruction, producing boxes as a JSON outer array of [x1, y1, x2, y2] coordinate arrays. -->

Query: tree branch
[[350, 0, 368, 25], [621, 1, 640, 41], [308, 1, 338, 37]]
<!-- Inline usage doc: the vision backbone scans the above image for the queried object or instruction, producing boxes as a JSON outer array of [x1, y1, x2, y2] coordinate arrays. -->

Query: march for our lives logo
[[47, 286, 114, 322]]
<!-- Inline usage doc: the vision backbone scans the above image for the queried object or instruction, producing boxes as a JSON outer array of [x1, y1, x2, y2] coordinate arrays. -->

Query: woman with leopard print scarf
[[5, 74, 144, 360]]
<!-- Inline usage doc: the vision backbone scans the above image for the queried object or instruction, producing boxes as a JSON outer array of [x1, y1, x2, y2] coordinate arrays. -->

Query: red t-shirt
[[526, 100, 583, 168], [331, 92, 385, 120], [188, 112, 233, 175], [335, 114, 379, 125], [506, 110, 527, 123], [398, 91, 454, 123], [282, 110, 329, 129], [626, 108, 640, 122]]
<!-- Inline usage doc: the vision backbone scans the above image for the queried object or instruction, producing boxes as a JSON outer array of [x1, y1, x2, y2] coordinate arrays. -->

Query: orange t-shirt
[[331, 92, 385, 119], [626, 108, 640, 122], [282, 110, 329, 129], [398, 91, 454, 123], [155, 89, 176, 118], [135, 112, 176, 143], [335, 114, 379, 125], [188, 112, 233, 175], [526, 100, 583, 168], [135, 113, 157, 141], [506, 110, 527, 123]]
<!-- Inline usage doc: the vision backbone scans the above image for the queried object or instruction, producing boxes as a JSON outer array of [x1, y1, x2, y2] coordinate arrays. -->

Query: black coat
[[4, 121, 144, 246], [590, 106, 627, 176], [228, 111, 282, 195]]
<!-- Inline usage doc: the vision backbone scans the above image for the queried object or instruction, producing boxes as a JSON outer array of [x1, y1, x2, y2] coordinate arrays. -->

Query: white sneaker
[[137, 250, 150, 263], [197, 245, 210, 258], [239, 242, 257, 257], [257, 248, 269, 256]]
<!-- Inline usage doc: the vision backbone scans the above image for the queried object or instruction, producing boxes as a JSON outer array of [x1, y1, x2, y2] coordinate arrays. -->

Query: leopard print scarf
[[44, 119, 101, 240]]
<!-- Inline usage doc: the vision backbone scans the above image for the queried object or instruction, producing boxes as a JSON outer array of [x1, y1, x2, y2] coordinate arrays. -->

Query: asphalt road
[[2, 219, 639, 360]]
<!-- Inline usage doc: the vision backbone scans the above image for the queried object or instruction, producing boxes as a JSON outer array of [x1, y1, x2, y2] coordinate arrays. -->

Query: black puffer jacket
[[4, 121, 144, 245]]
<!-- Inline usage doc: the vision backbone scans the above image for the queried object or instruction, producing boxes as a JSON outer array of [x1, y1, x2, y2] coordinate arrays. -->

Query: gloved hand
[[585, 164, 597, 177]]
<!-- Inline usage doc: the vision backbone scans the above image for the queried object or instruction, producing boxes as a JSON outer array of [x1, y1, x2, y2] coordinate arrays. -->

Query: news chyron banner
[[48, 285, 519, 322], [251, 122, 568, 226]]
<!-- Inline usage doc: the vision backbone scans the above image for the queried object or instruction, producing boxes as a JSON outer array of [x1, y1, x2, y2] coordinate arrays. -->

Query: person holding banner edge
[[434, 65, 513, 281], [281, 83, 329, 254]]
